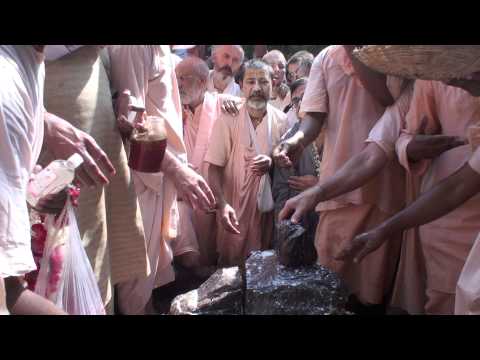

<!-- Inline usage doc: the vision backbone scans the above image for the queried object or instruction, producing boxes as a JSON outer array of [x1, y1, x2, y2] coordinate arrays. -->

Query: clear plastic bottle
[[27, 153, 84, 207]]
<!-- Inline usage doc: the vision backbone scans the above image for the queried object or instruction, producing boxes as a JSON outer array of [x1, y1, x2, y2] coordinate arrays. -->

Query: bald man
[[174, 57, 231, 272], [207, 45, 244, 97], [263, 50, 291, 111]]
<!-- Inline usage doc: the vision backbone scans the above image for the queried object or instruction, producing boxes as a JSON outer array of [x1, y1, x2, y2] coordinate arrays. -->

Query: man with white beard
[[207, 45, 244, 97]]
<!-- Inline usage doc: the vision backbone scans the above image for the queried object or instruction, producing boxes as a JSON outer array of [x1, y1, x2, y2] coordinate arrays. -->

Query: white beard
[[247, 98, 268, 111]]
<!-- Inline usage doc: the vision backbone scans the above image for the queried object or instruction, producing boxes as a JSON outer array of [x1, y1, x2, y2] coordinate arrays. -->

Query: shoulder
[[268, 104, 288, 122], [314, 45, 342, 66]]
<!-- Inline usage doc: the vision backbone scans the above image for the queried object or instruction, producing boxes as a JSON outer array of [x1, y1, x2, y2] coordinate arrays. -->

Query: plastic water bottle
[[27, 153, 84, 207]]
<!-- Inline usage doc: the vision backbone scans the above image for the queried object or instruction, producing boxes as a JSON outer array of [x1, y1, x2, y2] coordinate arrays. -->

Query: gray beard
[[247, 98, 268, 111]]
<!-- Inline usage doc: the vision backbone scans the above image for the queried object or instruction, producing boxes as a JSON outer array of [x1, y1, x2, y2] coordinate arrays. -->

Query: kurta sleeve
[[300, 49, 329, 115], [367, 83, 413, 160], [395, 80, 440, 176], [204, 112, 233, 167]]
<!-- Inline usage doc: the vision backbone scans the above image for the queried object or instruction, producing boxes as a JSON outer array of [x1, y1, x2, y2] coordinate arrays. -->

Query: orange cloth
[[205, 104, 288, 266], [396, 80, 480, 314], [455, 149, 480, 315], [367, 83, 428, 314], [172, 92, 226, 265], [300, 45, 405, 304]]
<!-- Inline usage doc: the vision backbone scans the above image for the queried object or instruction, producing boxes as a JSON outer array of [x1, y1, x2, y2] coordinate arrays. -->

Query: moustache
[[219, 65, 233, 76], [248, 92, 268, 101]]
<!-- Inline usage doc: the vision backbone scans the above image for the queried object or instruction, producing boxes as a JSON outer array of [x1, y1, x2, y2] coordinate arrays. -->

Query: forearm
[[317, 143, 388, 202], [379, 163, 480, 236], [292, 113, 326, 148], [347, 50, 394, 107], [208, 164, 227, 207]]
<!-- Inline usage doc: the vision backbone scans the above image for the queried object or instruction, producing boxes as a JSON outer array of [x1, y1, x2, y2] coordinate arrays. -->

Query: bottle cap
[[67, 153, 84, 169]]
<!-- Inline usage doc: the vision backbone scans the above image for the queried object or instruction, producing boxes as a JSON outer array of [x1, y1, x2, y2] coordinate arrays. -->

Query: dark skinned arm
[[344, 45, 394, 107], [337, 162, 480, 263]]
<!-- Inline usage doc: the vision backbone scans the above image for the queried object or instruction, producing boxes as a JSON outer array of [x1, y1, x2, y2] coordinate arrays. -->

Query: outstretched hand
[[273, 139, 305, 168], [44, 112, 116, 188], [335, 228, 389, 263], [278, 186, 321, 224]]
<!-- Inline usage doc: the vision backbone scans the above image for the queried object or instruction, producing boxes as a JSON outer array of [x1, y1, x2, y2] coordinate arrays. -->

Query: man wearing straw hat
[[275, 45, 407, 312]]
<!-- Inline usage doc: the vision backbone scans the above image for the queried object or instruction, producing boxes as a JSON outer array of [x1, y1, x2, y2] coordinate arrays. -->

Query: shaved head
[[212, 45, 245, 61], [262, 50, 286, 65], [176, 57, 210, 107], [262, 50, 287, 88], [176, 56, 210, 82]]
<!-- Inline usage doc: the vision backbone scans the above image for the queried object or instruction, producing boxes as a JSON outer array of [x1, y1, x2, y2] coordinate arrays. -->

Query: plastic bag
[[276, 220, 317, 268], [35, 200, 105, 315], [257, 175, 274, 213]]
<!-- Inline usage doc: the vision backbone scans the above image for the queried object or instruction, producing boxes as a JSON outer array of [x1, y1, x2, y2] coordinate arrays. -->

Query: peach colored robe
[[205, 104, 288, 267], [0, 46, 45, 279], [300, 45, 405, 305], [456, 149, 480, 315], [171, 92, 224, 265], [397, 80, 480, 314], [108, 45, 186, 314], [367, 82, 427, 314]]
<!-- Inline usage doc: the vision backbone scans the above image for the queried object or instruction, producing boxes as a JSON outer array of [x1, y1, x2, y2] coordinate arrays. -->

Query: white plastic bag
[[35, 200, 105, 315], [257, 175, 274, 213]]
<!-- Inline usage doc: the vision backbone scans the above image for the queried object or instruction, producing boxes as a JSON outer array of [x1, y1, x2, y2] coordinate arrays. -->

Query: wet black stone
[[169, 267, 243, 315], [276, 220, 317, 268], [245, 251, 350, 315]]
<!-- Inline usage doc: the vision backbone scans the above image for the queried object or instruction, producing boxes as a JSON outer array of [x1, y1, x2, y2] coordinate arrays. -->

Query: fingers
[[190, 184, 211, 212], [84, 136, 116, 177], [35, 190, 68, 215], [222, 100, 240, 116], [290, 204, 307, 224], [335, 235, 365, 261], [77, 148, 110, 187], [198, 178, 216, 209], [75, 166, 95, 188], [278, 201, 295, 222], [223, 210, 240, 234]]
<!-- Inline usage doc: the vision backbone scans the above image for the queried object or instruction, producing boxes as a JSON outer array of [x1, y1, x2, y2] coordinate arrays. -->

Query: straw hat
[[353, 45, 480, 81]]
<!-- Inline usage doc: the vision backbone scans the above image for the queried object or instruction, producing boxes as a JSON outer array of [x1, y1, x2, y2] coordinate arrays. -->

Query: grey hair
[[242, 59, 274, 81]]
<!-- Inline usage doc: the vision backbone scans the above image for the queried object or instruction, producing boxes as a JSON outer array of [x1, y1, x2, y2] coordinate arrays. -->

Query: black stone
[[245, 251, 350, 315], [169, 267, 243, 315], [276, 220, 317, 268]]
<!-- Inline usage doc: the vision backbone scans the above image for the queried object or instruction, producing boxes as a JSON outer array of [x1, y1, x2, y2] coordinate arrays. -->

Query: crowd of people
[[1, 44, 480, 315]]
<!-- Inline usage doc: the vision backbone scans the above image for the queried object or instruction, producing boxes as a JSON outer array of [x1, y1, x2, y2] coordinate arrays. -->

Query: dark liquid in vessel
[[128, 138, 167, 173]]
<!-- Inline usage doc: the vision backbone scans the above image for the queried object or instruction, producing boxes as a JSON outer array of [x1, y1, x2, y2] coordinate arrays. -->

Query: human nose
[[252, 81, 261, 91]]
